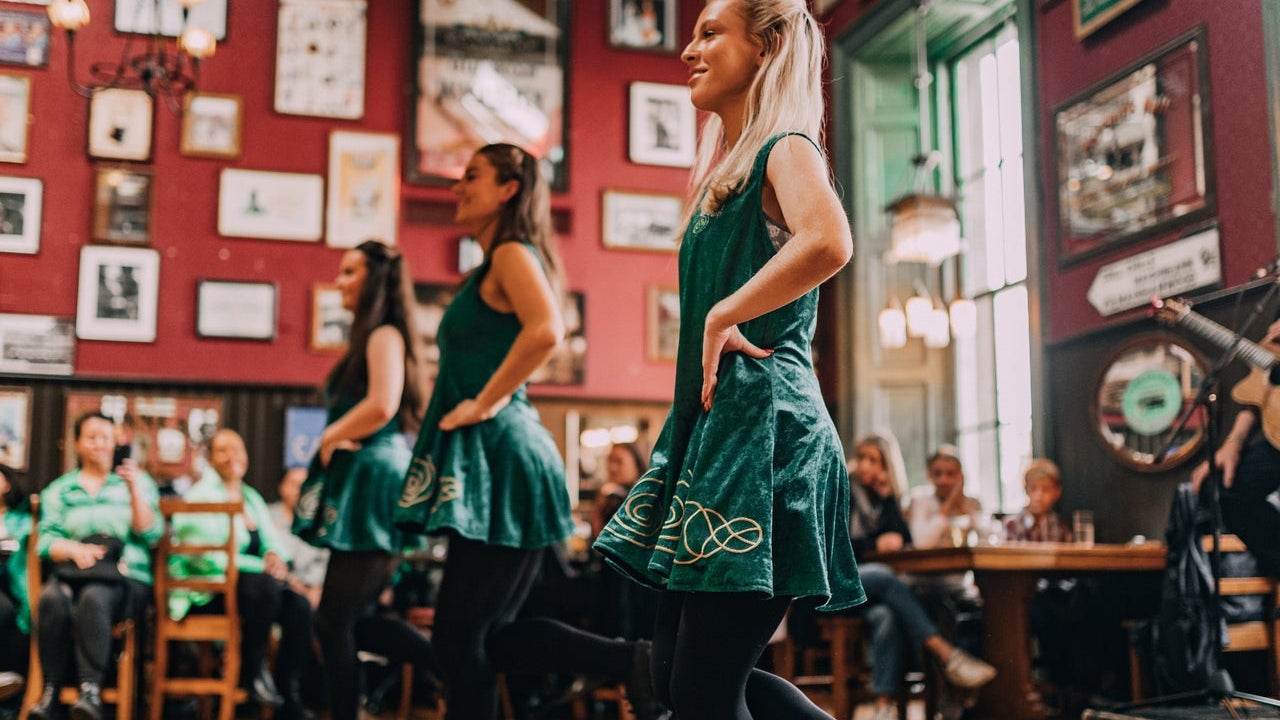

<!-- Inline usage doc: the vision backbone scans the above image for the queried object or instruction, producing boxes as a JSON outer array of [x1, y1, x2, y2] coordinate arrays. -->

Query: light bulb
[[905, 294, 932, 338], [878, 306, 907, 350], [923, 306, 951, 348], [180, 25, 217, 59], [47, 0, 90, 31], [949, 297, 977, 339]]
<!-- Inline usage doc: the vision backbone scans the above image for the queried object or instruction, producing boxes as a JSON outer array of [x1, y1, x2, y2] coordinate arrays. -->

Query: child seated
[[1004, 459, 1072, 543]]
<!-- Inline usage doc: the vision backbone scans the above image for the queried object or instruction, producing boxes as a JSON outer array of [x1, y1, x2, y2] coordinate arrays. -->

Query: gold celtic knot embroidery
[[674, 501, 763, 565], [398, 455, 437, 508]]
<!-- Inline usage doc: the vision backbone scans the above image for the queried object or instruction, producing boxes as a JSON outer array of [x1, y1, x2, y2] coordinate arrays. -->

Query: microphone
[[1255, 256, 1280, 278]]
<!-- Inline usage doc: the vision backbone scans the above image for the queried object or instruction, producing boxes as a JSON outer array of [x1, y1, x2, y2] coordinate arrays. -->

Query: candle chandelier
[[46, 0, 217, 112]]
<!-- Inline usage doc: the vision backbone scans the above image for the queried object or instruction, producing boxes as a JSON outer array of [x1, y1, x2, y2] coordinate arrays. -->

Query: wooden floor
[[358, 698, 930, 720]]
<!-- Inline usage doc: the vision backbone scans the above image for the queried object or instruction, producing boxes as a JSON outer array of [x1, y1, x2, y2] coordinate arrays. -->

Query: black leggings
[[209, 572, 312, 690], [316, 550, 398, 720], [36, 578, 146, 686], [433, 535, 634, 720], [652, 591, 830, 719]]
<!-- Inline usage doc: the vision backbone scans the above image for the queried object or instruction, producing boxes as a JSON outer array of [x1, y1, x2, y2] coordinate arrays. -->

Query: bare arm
[[319, 325, 406, 465], [439, 243, 564, 430], [701, 136, 853, 408]]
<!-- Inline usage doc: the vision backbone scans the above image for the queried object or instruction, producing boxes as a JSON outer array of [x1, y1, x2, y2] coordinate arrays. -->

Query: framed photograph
[[1054, 27, 1213, 266], [283, 405, 326, 469], [646, 285, 680, 362], [409, 0, 568, 190], [0, 313, 74, 375], [0, 8, 49, 67], [1073, 0, 1145, 40], [87, 88, 153, 162], [609, 0, 676, 52], [114, 0, 228, 40], [63, 392, 222, 483], [75, 245, 160, 343], [218, 168, 324, 242], [92, 167, 151, 244], [180, 92, 242, 159], [196, 280, 277, 341], [0, 73, 31, 163], [602, 189, 683, 252], [0, 385, 31, 471], [629, 82, 696, 167], [327, 130, 399, 248], [275, 0, 366, 120], [310, 283, 352, 353], [0, 175, 41, 254]]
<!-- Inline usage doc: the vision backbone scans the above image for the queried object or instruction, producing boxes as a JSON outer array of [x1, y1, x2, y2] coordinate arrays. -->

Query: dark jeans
[[195, 571, 313, 691], [36, 577, 147, 686], [0, 585, 26, 674], [1220, 440, 1280, 579]]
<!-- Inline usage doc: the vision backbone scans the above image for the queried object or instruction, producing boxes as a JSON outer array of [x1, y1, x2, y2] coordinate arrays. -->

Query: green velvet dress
[[294, 371, 413, 554], [592, 133, 865, 610], [395, 245, 574, 549]]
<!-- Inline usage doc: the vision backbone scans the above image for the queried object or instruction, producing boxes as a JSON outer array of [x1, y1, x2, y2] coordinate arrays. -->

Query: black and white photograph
[[196, 280, 278, 341], [601, 189, 683, 252], [310, 283, 352, 353], [0, 175, 41, 254], [87, 88, 154, 162], [0, 312, 75, 376], [218, 168, 324, 242], [180, 92, 243, 159], [608, 0, 677, 52], [75, 245, 160, 342], [114, 0, 227, 40], [0, 72, 31, 163], [628, 81, 696, 167], [92, 167, 152, 244]]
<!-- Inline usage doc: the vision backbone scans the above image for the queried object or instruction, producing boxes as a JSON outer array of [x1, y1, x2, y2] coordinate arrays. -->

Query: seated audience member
[[904, 445, 984, 549], [589, 442, 659, 641], [169, 429, 315, 720], [267, 466, 328, 609], [30, 412, 162, 720], [1004, 458, 1071, 543], [0, 463, 30, 712]]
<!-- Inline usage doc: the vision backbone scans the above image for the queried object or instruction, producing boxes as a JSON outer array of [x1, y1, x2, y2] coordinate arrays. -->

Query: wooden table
[[865, 542, 1167, 720]]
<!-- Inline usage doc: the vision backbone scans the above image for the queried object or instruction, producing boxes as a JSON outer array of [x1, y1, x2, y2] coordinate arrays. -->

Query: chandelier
[[46, 0, 217, 111]]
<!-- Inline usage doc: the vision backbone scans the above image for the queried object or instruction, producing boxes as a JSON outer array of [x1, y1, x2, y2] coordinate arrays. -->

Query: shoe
[[943, 648, 997, 689], [0, 672, 21, 702], [68, 682, 102, 720], [248, 667, 285, 709], [27, 684, 65, 720], [624, 639, 668, 720]]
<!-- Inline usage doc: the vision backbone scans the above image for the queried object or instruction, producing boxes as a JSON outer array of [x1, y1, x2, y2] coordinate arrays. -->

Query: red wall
[[0, 1, 700, 401]]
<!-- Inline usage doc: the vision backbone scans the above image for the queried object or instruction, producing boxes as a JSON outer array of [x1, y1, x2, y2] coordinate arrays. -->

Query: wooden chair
[[149, 498, 246, 720], [19, 496, 140, 720]]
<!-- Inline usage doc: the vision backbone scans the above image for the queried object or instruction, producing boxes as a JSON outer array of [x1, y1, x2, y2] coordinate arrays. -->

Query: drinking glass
[[1072, 509, 1095, 546]]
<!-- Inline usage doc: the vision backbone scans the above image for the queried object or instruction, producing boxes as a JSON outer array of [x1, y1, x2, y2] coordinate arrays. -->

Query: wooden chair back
[[19, 495, 140, 720]]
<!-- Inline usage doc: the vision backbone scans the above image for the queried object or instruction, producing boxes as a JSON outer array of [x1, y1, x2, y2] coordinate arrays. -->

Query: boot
[[68, 682, 102, 720], [26, 684, 65, 720]]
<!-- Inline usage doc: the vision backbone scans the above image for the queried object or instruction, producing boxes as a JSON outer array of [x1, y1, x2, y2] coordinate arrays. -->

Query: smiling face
[[335, 249, 368, 313], [209, 430, 248, 484], [76, 417, 116, 474], [682, 0, 763, 116], [452, 152, 519, 237], [927, 456, 964, 500]]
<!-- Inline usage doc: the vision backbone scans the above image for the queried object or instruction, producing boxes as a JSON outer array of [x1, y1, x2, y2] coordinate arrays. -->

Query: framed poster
[[326, 130, 399, 248], [0, 175, 41, 254], [646, 285, 679, 362], [601, 189, 682, 252], [409, 0, 569, 190], [310, 283, 352, 353], [87, 88, 153, 162], [196, 280, 278, 341], [0, 72, 31, 163], [63, 392, 222, 485], [114, 0, 228, 40], [179, 92, 242, 159], [0, 386, 31, 471], [217, 169, 324, 242], [1054, 26, 1213, 266], [283, 405, 326, 469], [608, 0, 676, 53], [274, 0, 366, 119], [1073, 0, 1145, 40], [0, 313, 74, 376], [0, 8, 49, 67], [75, 245, 160, 342], [92, 167, 152, 244], [629, 81, 696, 167]]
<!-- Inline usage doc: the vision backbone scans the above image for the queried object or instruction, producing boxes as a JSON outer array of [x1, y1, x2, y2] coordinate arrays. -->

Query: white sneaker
[[943, 648, 997, 689]]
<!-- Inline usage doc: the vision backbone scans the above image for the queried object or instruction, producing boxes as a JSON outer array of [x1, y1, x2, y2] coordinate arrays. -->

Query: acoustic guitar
[[1152, 297, 1280, 450]]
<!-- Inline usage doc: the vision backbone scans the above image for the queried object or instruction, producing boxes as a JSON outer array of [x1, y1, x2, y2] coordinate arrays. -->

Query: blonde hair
[[681, 0, 828, 234], [852, 432, 909, 501], [1023, 458, 1062, 488]]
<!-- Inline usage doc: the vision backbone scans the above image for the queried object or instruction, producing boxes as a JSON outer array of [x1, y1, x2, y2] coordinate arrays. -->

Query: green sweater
[[1, 504, 31, 634], [37, 469, 162, 587]]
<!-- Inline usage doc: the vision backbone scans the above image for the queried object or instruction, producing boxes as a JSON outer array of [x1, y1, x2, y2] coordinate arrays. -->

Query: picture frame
[[1072, 0, 1145, 40], [0, 385, 31, 471], [0, 175, 41, 254], [628, 82, 696, 167], [646, 285, 680, 362], [87, 88, 154, 162], [0, 72, 31, 163], [409, 0, 569, 190], [0, 313, 75, 376], [601, 189, 683, 252], [114, 0, 228, 41], [0, 8, 50, 68], [608, 0, 677, 53], [310, 283, 352, 353], [274, 0, 366, 120], [326, 130, 399, 248], [63, 392, 222, 482], [196, 279, 278, 341], [217, 168, 324, 242], [92, 167, 152, 244], [75, 245, 160, 343], [283, 405, 326, 469], [1054, 26, 1213, 266], [179, 92, 242, 159]]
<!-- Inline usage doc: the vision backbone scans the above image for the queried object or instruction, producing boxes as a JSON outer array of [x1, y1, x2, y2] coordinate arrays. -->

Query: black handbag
[[52, 533, 126, 585]]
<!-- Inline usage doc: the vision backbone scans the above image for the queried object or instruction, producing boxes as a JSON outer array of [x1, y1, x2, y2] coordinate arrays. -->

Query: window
[[951, 23, 1032, 513]]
